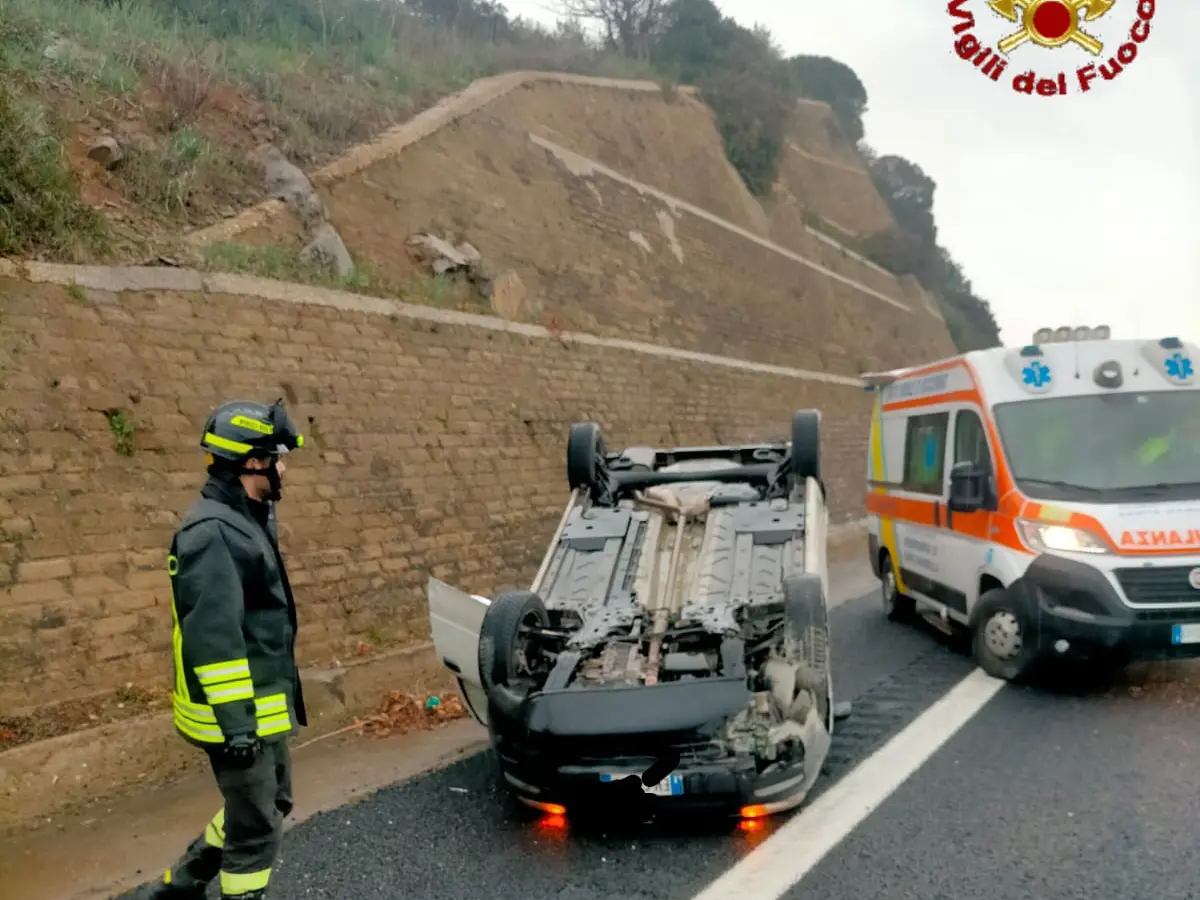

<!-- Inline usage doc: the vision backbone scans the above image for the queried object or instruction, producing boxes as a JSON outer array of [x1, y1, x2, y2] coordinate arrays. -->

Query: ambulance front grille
[[1133, 608, 1200, 624], [1114, 566, 1200, 605]]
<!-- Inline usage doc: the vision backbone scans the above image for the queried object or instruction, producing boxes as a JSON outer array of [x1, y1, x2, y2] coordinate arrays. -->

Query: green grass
[[0, 0, 654, 260], [201, 240, 374, 290], [0, 0, 653, 163], [119, 125, 240, 217], [0, 79, 111, 259]]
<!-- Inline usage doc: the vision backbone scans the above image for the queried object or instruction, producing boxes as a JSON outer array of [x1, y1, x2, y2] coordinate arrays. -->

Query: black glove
[[221, 733, 263, 769]]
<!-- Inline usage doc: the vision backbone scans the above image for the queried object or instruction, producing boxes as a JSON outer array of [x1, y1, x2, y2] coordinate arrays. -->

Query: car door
[[427, 577, 490, 727], [939, 406, 1000, 620]]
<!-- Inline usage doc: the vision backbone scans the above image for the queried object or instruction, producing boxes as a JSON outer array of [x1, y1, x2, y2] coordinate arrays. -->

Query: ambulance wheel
[[879, 551, 914, 622], [478, 590, 550, 692], [971, 587, 1038, 682]]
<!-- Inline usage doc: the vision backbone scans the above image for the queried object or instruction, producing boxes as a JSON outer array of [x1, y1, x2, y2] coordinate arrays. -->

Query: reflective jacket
[[167, 472, 307, 747]]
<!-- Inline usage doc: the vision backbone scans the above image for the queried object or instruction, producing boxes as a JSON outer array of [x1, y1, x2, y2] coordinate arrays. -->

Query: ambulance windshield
[[993, 390, 1200, 502]]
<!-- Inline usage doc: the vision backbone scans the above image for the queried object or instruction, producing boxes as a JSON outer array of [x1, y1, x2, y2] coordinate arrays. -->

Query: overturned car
[[427, 410, 840, 819]]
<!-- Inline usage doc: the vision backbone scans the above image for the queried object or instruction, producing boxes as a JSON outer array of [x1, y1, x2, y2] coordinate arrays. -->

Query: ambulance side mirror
[[948, 460, 985, 513]]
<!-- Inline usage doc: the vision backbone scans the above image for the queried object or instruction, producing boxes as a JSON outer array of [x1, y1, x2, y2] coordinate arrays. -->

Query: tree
[[696, 47, 792, 195], [403, 0, 515, 39], [553, 0, 667, 58], [858, 228, 929, 280], [866, 154, 937, 246], [651, 0, 730, 83], [786, 55, 869, 144], [861, 153, 1001, 350], [649, 0, 793, 195]]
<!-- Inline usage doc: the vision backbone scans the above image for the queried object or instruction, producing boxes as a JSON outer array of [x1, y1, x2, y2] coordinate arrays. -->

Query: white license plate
[[598, 773, 684, 796], [1170, 624, 1200, 645]]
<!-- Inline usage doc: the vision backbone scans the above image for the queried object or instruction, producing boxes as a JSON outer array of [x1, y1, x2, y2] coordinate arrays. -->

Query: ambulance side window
[[954, 410, 992, 473], [902, 412, 949, 495]]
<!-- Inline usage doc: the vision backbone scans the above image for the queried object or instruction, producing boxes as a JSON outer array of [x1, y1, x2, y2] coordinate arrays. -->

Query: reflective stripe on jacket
[[168, 472, 307, 746]]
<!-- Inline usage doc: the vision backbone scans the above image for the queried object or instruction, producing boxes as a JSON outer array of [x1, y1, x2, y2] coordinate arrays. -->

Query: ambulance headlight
[[1017, 519, 1110, 555]]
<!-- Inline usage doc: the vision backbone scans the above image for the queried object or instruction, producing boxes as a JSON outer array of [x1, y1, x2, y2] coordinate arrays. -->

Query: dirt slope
[[484, 80, 771, 236], [193, 73, 943, 340]]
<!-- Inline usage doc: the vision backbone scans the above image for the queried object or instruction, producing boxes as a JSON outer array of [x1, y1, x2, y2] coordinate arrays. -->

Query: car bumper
[[495, 739, 813, 819], [1010, 554, 1200, 661], [486, 677, 819, 818]]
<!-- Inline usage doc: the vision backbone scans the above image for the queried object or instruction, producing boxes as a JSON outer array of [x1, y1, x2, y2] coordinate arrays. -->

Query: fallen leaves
[[0, 684, 165, 751], [354, 691, 467, 739]]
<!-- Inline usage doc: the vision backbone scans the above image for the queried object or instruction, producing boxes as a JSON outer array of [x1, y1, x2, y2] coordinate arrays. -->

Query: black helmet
[[201, 398, 304, 463]]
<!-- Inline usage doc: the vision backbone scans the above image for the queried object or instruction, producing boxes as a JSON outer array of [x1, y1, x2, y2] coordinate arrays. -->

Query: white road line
[[688, 668, 1006, 900]]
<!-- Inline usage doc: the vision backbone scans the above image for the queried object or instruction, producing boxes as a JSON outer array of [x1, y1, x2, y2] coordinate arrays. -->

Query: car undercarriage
[[428, 410, 842, 819]]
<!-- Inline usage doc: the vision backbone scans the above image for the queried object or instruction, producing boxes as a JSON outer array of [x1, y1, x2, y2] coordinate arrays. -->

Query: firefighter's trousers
[[155, 740, 292, 898]]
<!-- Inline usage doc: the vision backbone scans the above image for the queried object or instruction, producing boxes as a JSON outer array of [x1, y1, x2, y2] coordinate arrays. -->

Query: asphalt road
[[171, 590, 1200, 900], [783, 667, 1200, 900]]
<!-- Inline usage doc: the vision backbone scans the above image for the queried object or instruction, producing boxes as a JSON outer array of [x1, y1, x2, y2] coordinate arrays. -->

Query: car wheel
[[782, 574, 832, 731], [879, 551, 915, 622], [478, 589, 550, 692], [789, 409, 821, 483], [971, 587, 1038, 682], [567, 421, 607, 495]]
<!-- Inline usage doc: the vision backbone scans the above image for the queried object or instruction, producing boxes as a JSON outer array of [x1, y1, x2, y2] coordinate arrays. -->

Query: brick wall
[[0, 273, 875, 715]]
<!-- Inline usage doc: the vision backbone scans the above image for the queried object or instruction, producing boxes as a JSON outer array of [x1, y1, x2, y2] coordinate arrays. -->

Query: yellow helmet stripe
[[203, 432, 253, 454]]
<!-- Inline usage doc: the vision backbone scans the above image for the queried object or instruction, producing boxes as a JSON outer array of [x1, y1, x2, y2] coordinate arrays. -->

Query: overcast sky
[[501, 0, 1199, 346]]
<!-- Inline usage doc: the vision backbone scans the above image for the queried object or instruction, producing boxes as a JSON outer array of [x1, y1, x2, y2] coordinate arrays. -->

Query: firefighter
[[137, 398, 307, 900]]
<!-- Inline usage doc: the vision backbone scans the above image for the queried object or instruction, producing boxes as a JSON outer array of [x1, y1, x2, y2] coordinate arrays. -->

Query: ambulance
[[863, 326, 1200, 681]]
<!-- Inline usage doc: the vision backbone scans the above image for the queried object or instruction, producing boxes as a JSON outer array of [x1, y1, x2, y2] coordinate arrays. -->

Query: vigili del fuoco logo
[[948, 0, 1158, 95]]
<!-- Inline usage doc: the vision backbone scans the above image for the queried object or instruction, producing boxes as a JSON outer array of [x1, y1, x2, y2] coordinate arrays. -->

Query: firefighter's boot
[[123, 833, 219, 900]]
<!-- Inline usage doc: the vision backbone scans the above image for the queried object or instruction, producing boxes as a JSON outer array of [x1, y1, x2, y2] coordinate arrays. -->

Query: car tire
[[970, 587, 1038, 682], [567, 421, 607, 495], [879, 551, 915, 622], [478, 589, 550, 692], [789, 409, 821, 483], [782, 574, 833, 732]]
